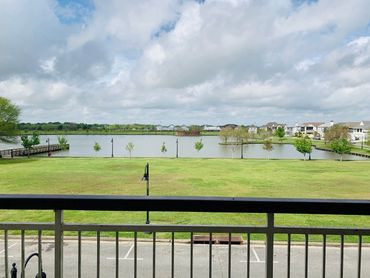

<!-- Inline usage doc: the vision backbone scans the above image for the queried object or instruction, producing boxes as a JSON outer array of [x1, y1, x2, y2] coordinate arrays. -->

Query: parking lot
[[1, 238, 370, 277]]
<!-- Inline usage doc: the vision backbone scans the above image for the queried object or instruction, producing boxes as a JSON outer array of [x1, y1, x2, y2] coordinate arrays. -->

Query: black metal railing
[[0, 195, 370, 278]]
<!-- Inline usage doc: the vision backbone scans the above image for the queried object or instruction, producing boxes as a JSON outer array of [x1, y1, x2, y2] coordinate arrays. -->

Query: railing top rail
[[1, 194, 370, 215]]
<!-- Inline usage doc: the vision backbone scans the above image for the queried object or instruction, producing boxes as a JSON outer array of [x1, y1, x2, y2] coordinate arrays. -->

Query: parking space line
[[107, 243, 143, 261], [240, 247, 278, 264], [252, 247, 261, 262], [0, 243, 17, 255]]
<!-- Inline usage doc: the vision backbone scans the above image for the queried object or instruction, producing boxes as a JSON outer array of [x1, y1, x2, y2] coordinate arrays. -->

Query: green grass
[[1, 157, 370, 240]]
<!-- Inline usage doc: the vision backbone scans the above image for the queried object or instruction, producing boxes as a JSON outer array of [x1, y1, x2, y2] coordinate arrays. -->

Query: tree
[[219, 127, 233, 143], [160, 142, 167, 154], [57, 135, 69, 150], [21, 133, 40, 158], [274, 127, 285, 142], [0, 97, 20, 143], [263, 139, 273, 160], [331, 138, 352, 161], [126, 142, 134, 158], [93, 142, 101, 155], [194, 139, 204, 152], [294, 137, 312, 160], [324, 124, 349, 144], [258, 129, 271, 140], [233, 126, 249, 144]]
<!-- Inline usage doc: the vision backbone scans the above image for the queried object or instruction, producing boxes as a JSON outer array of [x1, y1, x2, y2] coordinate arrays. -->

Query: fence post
[[266, 213, 274, 278], [55, 210, 64, 278]]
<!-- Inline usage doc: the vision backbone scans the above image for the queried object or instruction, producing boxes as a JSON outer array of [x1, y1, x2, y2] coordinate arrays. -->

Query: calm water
[[0, 135, 367, 160]]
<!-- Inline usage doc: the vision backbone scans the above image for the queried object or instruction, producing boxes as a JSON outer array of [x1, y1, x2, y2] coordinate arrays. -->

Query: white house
[[247, 125, 258, 134], [295, 122, 324, 137], [156, 125, 175, 131], [339, 121, 370, 142], [260, 122, 287, 133], [203, 125, 221, 131], [317, 121, 334, 138]]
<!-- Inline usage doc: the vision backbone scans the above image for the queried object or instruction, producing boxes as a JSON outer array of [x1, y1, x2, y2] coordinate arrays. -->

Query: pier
[[0, 144, 69, 158]]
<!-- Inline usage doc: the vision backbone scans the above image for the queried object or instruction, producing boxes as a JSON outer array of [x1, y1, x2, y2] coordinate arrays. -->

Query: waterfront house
[[338, 121, 370, 142], [203, 125, 221, 131], [156, 125, 175, 131], [260, 122, 287, 133], [297, 122, 324, 137], [247, 125, 258, 134], [317, 121, 334, 138], [220, 124, 238, 129]]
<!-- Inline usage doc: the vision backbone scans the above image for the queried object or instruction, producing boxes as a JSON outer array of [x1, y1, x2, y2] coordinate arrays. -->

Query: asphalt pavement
[[1, 238, 369, 277]]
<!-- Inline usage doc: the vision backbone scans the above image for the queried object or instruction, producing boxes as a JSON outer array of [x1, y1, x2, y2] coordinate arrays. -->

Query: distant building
[[220, 124, 238, 129], [285, 126, 295, 136], [176, 125, 189, 131], [156, 125, 175, 131], [260, 122, 286, 133], [203, 125, 221, 131], [296, 122, 324, 136], [317, 121, 334, 138], [338, 121, 370, 142], [247, 125, 258, 134]]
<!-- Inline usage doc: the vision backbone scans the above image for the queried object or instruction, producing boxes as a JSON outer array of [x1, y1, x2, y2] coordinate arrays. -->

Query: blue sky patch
[[153, 19, 178, 38], [55, 0, 95, 24]]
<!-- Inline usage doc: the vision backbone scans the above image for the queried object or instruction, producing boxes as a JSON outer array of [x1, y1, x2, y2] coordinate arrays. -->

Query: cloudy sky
[[1, 0, 370, 125]]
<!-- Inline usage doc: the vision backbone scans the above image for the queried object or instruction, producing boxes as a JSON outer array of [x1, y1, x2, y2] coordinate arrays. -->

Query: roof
[[302, 122, 324, 127], [318, 122, 334, 128], [338, 121, 370, 129]]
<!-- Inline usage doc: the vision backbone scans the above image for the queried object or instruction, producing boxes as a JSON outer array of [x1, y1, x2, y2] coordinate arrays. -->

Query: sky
[[1, 0, 370, 125]]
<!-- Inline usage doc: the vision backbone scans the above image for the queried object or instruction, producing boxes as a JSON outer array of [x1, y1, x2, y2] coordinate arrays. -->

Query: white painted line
[[240, 248, 278, 263], [123, 244, 134, 259], [107, 244, 143, 261], [0, 243, 17, 255], [252, 247, 261, 262]]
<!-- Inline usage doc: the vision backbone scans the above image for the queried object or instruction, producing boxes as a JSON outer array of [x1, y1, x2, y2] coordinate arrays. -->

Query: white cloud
[[1, 0, 370, 125]]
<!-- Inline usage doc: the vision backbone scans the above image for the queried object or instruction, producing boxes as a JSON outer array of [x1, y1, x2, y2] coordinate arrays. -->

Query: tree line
[[17, 122, 157, 132]]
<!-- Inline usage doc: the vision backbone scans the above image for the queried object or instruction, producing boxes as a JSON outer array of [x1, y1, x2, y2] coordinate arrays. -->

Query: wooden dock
[[0, 144, 69, 158]]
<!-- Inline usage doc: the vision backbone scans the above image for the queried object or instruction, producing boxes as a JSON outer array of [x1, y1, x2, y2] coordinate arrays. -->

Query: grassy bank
[[1, 157, 370, 240]]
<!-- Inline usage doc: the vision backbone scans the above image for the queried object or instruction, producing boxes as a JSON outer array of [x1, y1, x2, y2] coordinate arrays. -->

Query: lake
[[0, 135, 367, 160]]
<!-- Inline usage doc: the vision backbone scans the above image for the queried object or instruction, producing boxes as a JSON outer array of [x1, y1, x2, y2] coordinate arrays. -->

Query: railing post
[[266, 213, 274, 278], [55, 210, 64, 278]]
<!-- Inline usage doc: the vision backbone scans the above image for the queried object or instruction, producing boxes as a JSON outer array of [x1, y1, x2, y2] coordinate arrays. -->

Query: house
[[317, 121, 334, 138], [155, 125, 175, 131], [296, 122, 324, 136], [176, 125, 189, 131], [220, 124, 238, 129], [247, 125, 258, 134], [338, 121, 370, 142], [203, 125, 221, 131], [285, 126, 295, 136], [260, 122, 286, 133]]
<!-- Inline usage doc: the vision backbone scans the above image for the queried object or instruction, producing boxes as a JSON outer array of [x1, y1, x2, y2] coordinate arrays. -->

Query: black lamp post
[[46, 138, 50, 156], [142, 163, 150, 225], [111, 138, 114, 157], [240, 139, 244, 159], [176, 138, 179, 158]]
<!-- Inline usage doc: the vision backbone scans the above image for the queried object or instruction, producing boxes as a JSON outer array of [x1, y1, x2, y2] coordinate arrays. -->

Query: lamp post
[[111, 138, 114, 157], [46, 138, 50, 156], [176, 138, 179, 158], [142, 163, 150, 225], [240, 139, 243, 159]]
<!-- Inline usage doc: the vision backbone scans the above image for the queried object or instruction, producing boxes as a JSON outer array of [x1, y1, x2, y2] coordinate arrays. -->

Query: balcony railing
[[1, 195, 370, 278]]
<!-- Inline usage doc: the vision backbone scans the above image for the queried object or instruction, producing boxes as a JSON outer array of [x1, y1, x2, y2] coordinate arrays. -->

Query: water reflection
[[0, 135, 367, 160]]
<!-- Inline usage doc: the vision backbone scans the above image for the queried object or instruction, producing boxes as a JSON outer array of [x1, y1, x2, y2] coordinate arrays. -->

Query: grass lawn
[[1, 157, 370, 240]]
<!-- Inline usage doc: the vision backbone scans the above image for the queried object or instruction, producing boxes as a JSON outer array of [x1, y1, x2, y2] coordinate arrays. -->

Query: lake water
[[0, 135, 367, 160]]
